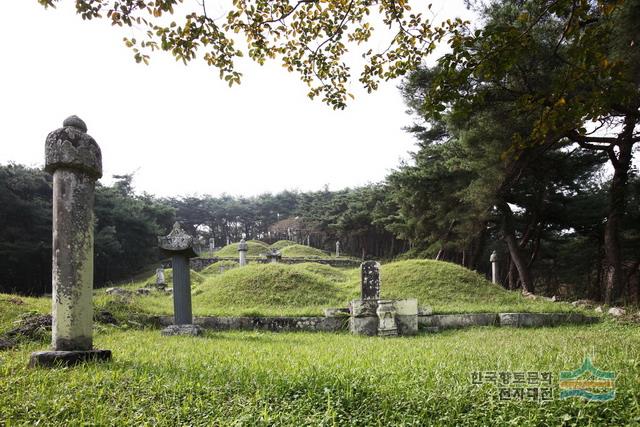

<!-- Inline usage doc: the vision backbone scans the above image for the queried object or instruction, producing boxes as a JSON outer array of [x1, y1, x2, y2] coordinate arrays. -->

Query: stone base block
[[161, 324, 204, 336], [396, 314, 418, 335], [29, 349, 112, 368], [378, 327, 398, 337], [350, 299, 378, 317], [349, 316, 378, 336]]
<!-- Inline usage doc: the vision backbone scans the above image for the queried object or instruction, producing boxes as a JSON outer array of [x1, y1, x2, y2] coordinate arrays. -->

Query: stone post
[[361, 261, 381, 300], [490, 250, 498, 284], [238, 237, 248, 267], [336, 241, 340, 258], [29, 116, 111, 368], [155, 268, 166, 290], [393, 299, 417, 335], [159, 222, 202, 335], [349, 261, 382, 336], [209, 237, 215, 253]]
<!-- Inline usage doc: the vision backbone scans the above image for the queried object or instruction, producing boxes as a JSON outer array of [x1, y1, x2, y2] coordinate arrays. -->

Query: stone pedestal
[[349, 299, 378, 336], [394, 299, 418, 335], [376, 300, 398, 337], [266, 249, 282, 263], [30, 116, 111, 367], [159, 222, 198, 327], [161, 324, 204, 336]]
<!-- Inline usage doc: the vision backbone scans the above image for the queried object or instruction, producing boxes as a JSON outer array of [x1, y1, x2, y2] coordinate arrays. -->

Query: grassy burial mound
[[191, 263, 349, 316], [269, 240, 298, 250], [376, 260, 567, 314], [279, 244, 329, 258], [214, 240, 269, 257], [200, 260, 240, 276], [144, 268, 206, 287]]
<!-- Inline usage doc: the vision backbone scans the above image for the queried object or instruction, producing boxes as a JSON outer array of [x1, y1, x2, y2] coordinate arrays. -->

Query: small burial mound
[[279, 244, 328, 258], [378, 259, 564, 313], [200, 260, 239, 276], [214, 241, 269, 257], [145, 268, 206, 287], [193, 263, 344, 309], [269, 240, 298, 250]]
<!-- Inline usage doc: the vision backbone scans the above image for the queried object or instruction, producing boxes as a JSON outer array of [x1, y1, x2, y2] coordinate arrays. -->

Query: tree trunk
[[603, 127, 634, 305], [498, 201, 534, 293]]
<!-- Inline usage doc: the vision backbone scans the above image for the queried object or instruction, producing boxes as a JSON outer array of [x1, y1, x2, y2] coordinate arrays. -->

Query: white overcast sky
[[1, 1, 475, 197]]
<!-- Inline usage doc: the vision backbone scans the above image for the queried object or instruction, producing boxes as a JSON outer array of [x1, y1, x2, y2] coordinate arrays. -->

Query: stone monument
[[158, 222, 202, 335], [238, 234, 248, 267], [29, 116, 112, 367], [490, 250, 498, 284], [155, 268, 166, 290], [336, 241, 340, 257]]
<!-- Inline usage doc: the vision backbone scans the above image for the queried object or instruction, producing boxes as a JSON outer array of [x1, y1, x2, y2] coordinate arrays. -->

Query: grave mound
[[279, 244, 328, 258], [269, 240, 298, 250], [193, 263, 344, 308], [215, 241, 269, 257]]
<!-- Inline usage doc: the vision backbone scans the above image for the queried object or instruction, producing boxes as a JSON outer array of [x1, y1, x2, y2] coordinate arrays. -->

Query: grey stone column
[[172, 254, 193, 324], [349, 261, 382, 336], [238, 238, 248, 267], [159, 222, 202, 335], [29, 116, 111, 367], [361, 261, 381, 300], [336, 241, 340, 257], [490, 250, 498, 284]]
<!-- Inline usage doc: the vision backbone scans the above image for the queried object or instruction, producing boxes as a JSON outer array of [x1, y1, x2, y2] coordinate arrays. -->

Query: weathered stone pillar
[[361, 261, 381, 300], [159, 222, 202, 335], [490, 250, 498, 284], [349, 261, 382, 336], [336, 241, 340, 258], [238, 237, 248, 267], [156, 268, 166, 290], [209, 237, 215, 252], [29, 116, 111, 368]]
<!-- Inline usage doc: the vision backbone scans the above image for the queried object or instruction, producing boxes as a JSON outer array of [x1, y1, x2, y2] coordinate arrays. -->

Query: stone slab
[[350, 299, 378, 317], [161, 324, 204, 336], [418, 313, 499, 329], [498, 313, 598, 327], [158, 316, 348, 333], [29, 349, 111, 368]]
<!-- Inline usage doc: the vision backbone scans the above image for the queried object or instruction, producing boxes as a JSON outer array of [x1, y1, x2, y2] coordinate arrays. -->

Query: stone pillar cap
[[238, 238, 248, 251], [45, 116, 102, 179], [158, 222, 197, 258], [490, 250, 498, 262]]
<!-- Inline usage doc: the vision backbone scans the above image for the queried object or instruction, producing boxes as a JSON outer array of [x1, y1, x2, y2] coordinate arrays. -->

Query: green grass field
[[1, 324, 638, 425]]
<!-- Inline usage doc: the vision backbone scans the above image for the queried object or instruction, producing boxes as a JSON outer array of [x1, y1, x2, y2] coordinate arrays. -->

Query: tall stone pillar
[[349, 261, 382, 336], [238, 237, 248, 267], [30, 115, 111, 367], [159, 222, 202, 335], [490, 250, 499, 284], [335, 241, 340, 258]]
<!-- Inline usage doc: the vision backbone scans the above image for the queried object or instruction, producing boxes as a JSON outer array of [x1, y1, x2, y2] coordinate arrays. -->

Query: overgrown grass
[[0, 295, 50, 332], [279, 244, 329, 258], [1, 323, 638, 425], [214, 241, 269, 257], [270, 240, 298, 250], [200, 260, 239, 276], [89, 260, 586, 317]]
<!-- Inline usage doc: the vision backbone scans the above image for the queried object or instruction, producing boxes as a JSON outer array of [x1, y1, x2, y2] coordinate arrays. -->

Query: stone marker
[[490, 250, 498, 284], [266, 249, 282, 263], [158, 222, 202, 335], [360, 261, 381, 300], [155, 268, 166, 290], [209, 237, 215, 252], [238, 235, 248, 266], [335, 241, 340, 257], [30, 116, 112, 368]]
